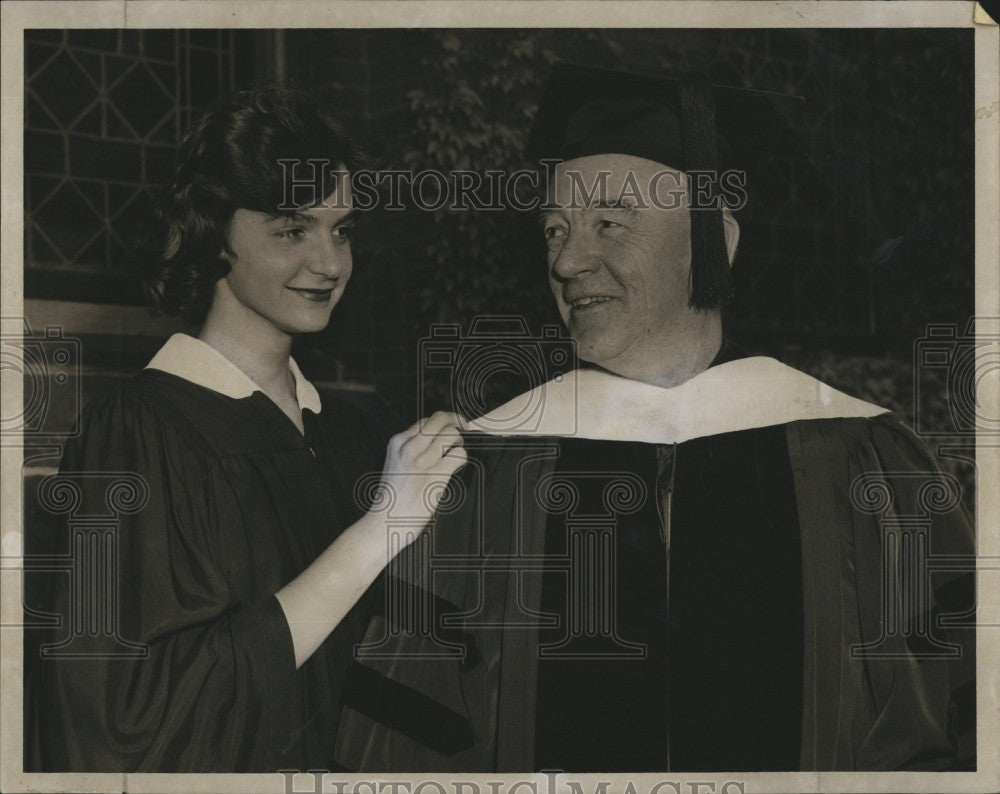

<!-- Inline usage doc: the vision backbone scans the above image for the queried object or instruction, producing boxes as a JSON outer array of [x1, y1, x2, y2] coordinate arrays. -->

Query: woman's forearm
[[275, 411, 466, 670], [274, 511, 392, 669]]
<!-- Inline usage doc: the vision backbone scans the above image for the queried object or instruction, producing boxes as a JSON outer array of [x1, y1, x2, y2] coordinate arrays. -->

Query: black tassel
[[679, 73, 733, 309]]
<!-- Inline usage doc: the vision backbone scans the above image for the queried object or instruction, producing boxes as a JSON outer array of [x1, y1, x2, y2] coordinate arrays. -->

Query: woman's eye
[[276, 227, 306, 240], [332, 225, 353, 243]]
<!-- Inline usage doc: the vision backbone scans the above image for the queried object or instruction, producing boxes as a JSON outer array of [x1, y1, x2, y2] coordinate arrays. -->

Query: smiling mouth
[[570, 296, 614, 310], [287, 287, 335, 302]]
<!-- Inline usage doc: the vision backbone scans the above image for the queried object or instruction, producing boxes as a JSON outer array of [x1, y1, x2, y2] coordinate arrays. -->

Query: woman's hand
[[376, 411, 468, 531], [277, 411, 466, 669]]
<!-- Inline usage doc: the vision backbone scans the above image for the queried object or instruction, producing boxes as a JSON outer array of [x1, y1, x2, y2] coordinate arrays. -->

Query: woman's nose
[[306, 236, 351, 279]]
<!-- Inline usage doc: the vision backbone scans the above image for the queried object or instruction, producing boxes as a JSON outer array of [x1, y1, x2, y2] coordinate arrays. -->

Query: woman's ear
[[721, 208, 740, 266]]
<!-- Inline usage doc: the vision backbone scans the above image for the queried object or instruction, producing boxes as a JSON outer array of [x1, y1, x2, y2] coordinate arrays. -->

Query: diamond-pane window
[[31, 50, 97, 127], [34, 182, 104, 263], [110, 63, 173, 138], [25, 29, 236, 271]]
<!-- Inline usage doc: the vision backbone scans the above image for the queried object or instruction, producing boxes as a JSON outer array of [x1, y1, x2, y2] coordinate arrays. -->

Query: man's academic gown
[[334, 357, 975, 773]]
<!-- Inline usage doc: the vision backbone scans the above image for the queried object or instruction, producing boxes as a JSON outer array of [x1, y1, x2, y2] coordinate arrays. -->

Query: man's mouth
[[287, 287, 335, 303], [569, 296, 614, 310]]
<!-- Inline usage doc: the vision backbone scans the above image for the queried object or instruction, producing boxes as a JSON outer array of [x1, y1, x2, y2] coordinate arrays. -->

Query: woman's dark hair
[[141, 84, 362, 325]]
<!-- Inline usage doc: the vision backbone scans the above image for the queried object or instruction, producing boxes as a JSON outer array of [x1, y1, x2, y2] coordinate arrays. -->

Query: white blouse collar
[[145, 333, 322, 414]]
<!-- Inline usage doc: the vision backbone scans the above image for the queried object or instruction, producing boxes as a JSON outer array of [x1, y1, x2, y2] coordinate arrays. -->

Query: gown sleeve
[[791, 414, 975, 770], [32, 386, 299, 772], [849, 415, 976, 770]]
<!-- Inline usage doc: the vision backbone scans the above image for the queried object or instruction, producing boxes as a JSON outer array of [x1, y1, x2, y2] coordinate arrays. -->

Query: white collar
[[468, 356, 887, 444], [145, 333, 322, 414]]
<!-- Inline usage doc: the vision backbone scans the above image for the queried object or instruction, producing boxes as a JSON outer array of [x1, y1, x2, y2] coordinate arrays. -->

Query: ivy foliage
[[400, 30, 630, 327]]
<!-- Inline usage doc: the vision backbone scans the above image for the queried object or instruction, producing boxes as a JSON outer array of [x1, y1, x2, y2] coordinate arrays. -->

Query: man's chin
[[573, 342, 627, 373]]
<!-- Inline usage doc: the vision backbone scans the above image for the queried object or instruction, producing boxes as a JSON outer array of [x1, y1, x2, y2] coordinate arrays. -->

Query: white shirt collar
[[145, 333, 323, 414]]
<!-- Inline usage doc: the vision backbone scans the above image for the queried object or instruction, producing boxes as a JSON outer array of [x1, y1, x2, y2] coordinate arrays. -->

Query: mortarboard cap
[[526, 63, 803, 308]]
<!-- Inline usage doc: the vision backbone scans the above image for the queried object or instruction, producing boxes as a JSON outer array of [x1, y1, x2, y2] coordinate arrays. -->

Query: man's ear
[[721, 208, 740, 266]]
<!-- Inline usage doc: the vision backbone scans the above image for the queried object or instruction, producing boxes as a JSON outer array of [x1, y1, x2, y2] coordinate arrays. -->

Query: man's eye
[[543, 226, 566, 240], [597, 219, 628, 237], [276, 227, 306, 240], [332, 225, 353, 243]]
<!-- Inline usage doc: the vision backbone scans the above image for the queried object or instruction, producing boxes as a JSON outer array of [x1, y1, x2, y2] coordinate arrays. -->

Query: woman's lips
[[287, 287, 334, 302]]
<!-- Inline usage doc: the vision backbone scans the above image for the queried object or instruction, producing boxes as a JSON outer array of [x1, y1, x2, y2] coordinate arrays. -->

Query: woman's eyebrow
[[333, 209, 359, 227], [267, 210, 317, 225], [267, 208, 358, 226]]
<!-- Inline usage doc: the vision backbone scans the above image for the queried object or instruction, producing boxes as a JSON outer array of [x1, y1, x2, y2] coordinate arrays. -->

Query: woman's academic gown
[[28, 334, 390, 772]]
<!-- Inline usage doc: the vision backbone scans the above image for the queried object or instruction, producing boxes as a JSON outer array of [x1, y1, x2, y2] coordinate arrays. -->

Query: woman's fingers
[[414, 424, 466, 467], [439, 444, 468, 476], [394, 412, 465, 465], [422, 410, 465, 437]]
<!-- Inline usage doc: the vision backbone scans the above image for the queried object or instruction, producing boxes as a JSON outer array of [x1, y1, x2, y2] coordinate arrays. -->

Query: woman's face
[[219, 177, 354, 336]]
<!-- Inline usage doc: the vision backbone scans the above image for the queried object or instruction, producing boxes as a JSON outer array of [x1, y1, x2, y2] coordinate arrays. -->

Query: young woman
[[31, 87, 465, 772]]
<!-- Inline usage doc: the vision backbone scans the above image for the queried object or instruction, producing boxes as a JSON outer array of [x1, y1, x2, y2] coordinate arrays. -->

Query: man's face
[[541, 154, 708, 379]]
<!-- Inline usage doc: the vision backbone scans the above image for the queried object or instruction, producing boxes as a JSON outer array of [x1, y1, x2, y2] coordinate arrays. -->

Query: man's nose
[[550, 229, 600, 281]]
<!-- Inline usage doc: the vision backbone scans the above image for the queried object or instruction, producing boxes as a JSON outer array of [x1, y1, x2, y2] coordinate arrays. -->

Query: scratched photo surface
[[3, 11, 996, 794]]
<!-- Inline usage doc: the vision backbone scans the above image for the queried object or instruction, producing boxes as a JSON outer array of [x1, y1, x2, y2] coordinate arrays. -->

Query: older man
[[335, 64, 974, 773]]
